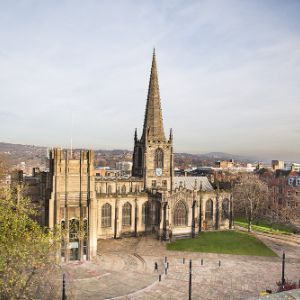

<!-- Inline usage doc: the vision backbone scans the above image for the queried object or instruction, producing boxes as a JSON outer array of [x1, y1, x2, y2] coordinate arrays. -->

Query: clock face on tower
[[155, 168, 162, 176]]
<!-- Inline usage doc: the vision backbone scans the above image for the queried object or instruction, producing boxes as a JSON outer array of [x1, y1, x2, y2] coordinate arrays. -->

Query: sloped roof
[[174, 176, 213, 191]]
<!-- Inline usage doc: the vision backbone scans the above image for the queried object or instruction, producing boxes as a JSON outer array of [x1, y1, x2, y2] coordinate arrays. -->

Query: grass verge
[[167, 230, 277, 257], [234, 218, 293, 235]]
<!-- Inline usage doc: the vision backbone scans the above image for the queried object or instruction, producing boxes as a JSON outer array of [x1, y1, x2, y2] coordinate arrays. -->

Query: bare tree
[[271, 201, 298, 224], [233, 173, 270, 232]]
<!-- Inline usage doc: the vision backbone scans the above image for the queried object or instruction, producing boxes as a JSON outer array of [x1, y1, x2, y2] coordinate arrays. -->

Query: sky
[[0, 0, 300, 161]]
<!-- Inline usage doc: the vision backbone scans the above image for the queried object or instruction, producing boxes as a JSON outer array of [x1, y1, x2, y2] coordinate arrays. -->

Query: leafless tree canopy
[[233, 173, 270, 231]]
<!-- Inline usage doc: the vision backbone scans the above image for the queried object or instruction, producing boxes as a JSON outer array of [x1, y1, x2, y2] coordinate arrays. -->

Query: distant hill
[[175, 151, 257, 162], [0, 142, 47, 164], [0, 141, 257, 171], [0, 142, 48, 172]]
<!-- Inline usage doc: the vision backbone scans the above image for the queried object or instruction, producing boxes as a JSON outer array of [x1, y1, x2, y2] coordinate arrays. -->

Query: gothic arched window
[[101, 203, 112, 228], [174, 201, 188, 226], [205, 199, 213, 220], [122, 202, 132, 226], [155, 148, 164, 169], [222, 199, 230, 219]]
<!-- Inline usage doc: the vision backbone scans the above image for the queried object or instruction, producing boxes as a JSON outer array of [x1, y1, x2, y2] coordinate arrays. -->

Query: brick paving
[[63, 233, 300, 299]]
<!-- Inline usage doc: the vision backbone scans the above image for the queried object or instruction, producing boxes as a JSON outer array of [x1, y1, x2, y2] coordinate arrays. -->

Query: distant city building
[[288, 174, 300, 187], [95, 167, 110, 177], [271, 160, 285, 171], [115, 161, 132, 175], [215, 160, 234, 169], [259, 169, 300, 220], [291, 163, 300, 172]]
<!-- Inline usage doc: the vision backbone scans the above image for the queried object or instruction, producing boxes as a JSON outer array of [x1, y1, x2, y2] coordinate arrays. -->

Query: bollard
[[201, 259, 203, 265], [159, 274, 161, 282], [281, 252, 285, 285], [219, 260, 221, 267], [183, 258, 185, 264], [62, 273, 66, 300], [189, 260, 192, 300]]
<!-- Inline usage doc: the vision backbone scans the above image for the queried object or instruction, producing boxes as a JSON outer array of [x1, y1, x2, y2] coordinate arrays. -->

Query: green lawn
[[167, 230, 277, 257], [234, 218, 293, 235]]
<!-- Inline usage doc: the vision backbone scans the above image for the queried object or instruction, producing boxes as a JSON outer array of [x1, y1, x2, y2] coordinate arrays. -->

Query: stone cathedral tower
[[23, 49, 231, 262], [132, 50, 174, 191]]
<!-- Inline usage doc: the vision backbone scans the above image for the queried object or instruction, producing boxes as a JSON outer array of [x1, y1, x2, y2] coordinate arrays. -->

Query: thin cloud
[[0, 0, 299, 161]]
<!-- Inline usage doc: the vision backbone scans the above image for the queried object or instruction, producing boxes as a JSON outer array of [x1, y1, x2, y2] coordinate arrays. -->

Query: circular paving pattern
[[62, 233, 300, 299]]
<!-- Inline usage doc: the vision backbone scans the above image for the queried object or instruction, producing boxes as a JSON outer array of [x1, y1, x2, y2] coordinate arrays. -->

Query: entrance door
[[70, 241, 79, 261], [69, 219, 80, 261]]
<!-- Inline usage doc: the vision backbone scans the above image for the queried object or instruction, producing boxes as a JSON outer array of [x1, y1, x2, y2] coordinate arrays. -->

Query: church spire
[[142, 49, 166, 141]]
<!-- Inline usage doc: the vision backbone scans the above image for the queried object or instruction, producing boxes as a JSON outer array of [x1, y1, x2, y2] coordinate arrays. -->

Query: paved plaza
[[63, 232, 300, 299]]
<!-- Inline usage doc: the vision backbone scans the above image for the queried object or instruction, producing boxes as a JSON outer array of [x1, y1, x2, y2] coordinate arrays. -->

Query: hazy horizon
[[1, 140, 297, 164], [0, 1, 299, 161]]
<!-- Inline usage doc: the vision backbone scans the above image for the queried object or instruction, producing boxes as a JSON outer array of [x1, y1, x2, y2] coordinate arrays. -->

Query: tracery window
[[155, 148, 164, 169], [222, 199, 230, 219], [122, 202, 132, 226], [205, 199, 213, 220], [101, 203, 112, 227], [174, 201, 188, 226]]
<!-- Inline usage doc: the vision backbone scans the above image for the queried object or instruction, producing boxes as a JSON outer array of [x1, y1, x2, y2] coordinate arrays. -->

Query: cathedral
[[41, 51, 232, 262]]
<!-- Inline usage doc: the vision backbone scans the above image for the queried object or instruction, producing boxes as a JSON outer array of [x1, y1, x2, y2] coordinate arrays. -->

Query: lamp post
[[189, 260, 192, 300]]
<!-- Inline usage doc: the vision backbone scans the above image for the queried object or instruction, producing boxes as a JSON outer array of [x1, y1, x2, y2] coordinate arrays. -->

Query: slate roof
[[174, 176, 213, 191]]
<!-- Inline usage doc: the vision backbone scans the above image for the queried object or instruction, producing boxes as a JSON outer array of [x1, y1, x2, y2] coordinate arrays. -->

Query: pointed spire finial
[[134, 128, 137, 142], [142, 49, 166, 141], [169, 128, 173, 141]]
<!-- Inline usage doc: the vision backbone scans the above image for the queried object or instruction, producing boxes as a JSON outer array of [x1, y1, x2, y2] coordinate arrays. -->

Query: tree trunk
[[248, 218, 252, 232]]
